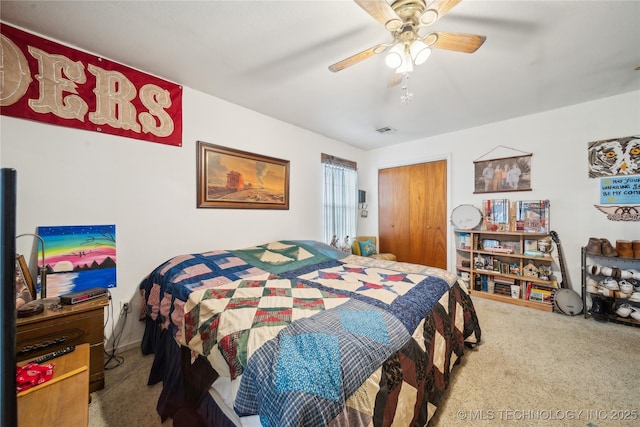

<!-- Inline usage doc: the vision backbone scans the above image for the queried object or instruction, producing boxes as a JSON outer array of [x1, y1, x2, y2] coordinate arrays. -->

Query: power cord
[[103, 290, 125, 370]]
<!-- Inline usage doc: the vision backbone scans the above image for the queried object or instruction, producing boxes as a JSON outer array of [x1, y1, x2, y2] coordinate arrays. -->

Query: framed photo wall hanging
[[473, 146, 532, 194], [197, 141, 290, 209]]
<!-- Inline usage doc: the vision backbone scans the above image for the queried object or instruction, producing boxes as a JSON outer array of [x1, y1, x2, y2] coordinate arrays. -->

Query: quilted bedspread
[[140, 240, 481, 426], [182, 277, 350, 379], [235, 298, 411, 426]]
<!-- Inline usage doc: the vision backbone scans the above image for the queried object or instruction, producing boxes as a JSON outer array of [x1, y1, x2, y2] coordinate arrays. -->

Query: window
[[321, 154, 358, 246]]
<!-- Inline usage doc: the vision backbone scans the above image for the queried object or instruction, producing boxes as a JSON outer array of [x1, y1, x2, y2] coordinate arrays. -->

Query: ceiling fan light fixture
[[385, 43, 405, 69], [420, 9, 439, 25], [384, 18, 403, 32], [410, 40, 431, 65], [395, 50, 414, 74], [329, 0, 485, 75], [423, 32, 439, 47]]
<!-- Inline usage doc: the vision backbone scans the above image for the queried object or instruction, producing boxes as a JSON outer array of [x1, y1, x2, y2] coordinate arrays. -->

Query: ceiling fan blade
[[329, 44, 388, 72], [354, 0, 402, 31], [429, 0, 463, 17], [420, 0, 462, 25], [427, 32, 486, 53]]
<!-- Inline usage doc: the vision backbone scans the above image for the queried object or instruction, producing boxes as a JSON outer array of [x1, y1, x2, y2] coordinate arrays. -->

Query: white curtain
[[322, 162, 358, 247]]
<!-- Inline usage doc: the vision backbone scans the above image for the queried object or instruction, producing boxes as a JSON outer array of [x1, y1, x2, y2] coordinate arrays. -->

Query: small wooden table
[[17, 343, 90, 427], [16, 296, 109, 392]]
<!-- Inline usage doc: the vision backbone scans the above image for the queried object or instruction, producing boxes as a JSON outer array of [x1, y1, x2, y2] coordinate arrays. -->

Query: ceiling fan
[[329, 0, 486, 82]]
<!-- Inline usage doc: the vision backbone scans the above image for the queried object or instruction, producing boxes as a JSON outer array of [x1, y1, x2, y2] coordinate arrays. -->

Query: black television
[[1, 168, 17, 427]]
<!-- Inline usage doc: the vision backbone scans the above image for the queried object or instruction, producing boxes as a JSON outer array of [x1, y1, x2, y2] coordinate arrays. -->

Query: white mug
[[600, 266, 613, 276]]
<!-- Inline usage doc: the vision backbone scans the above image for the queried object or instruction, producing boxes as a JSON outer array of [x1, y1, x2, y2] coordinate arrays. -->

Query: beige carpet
[[89, 349, 172, 427], [432, 296, 640, 427], [89, 296, 640, 426]]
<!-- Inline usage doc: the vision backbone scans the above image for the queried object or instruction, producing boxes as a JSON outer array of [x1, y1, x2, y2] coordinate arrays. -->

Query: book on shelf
[[525, 281, 532, 300], [482, 199, 509, 231], [515, 200, 550, 233], [528, 285, 553, 304], [524, 239, 538, 251], [474, 276, 482, 291], [457, 232, 471, 249], [494, 277, 515, 286], [494, 283, 512, 296]]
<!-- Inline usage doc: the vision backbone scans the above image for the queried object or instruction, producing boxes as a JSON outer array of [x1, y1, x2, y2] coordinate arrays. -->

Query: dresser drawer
[[17, 297, 108, 392], [17, 309, 102, 358]]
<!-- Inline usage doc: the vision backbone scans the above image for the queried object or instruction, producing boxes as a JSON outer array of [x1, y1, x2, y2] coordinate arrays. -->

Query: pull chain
[[400, 73, 413, 104]]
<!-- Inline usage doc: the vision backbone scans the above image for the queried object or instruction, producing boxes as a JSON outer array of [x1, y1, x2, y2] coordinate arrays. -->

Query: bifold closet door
[[378, 160, 447, 269]]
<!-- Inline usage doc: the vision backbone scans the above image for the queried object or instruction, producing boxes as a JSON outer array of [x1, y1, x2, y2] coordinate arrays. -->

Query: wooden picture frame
[[473, 154, 532, 194], [15, 255, 35, 307], [197, 141, 290, 209]]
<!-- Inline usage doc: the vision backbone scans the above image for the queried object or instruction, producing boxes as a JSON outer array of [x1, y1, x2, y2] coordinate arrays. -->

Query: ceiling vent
[[376, 126, 396, 134]]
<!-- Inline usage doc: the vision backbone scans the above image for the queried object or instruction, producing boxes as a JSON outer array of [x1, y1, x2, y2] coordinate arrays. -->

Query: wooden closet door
[[378, 166, 411, 261], [378, 160, 447, 269]]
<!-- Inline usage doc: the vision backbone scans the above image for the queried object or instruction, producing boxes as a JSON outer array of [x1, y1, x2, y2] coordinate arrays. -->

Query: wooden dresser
[[16, 296, 109, 393], [17, 343, 90, 427]]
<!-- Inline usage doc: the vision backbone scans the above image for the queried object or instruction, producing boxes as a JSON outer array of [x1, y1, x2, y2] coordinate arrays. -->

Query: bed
[[139, 240, 481, 426]]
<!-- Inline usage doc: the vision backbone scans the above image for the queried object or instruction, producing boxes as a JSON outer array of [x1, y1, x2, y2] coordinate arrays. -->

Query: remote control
[[32, 346, 76, 364]]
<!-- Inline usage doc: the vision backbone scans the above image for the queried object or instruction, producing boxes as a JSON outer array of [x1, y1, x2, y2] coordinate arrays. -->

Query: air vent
[[376, 126, 396, 134]]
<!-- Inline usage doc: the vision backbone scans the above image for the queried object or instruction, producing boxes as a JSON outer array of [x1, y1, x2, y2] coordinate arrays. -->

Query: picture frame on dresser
[[15, 255, 34, 308]]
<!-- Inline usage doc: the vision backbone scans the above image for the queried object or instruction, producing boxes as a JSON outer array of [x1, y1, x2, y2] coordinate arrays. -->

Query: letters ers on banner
[[1, 24, 182, 146]]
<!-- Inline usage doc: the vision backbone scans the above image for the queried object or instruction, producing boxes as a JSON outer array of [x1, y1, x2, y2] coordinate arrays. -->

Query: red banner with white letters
[[1, 23, 182, 146]]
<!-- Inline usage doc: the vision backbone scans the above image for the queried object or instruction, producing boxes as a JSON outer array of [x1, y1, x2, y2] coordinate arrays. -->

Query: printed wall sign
[[37, 225, 116, 297], [1, 24, 182, 146], [600, 176, 640, 204], [588, 135, 640, 178]]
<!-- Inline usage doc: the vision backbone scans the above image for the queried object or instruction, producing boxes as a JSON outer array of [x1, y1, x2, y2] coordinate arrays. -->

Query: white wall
[[0, 86, 365, 350], [3, 75, 638, 349], [360, 91, 640, 294]]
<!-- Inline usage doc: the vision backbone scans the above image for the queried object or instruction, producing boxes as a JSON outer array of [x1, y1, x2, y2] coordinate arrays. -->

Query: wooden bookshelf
[[454, 229, 556, 312]]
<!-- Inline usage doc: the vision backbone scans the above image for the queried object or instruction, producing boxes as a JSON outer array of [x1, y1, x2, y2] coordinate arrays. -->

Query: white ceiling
[[2, 1, 639, 150]]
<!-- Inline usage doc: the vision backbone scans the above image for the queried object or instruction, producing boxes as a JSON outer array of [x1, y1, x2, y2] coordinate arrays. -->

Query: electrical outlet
[[120, 302, 132, 315]]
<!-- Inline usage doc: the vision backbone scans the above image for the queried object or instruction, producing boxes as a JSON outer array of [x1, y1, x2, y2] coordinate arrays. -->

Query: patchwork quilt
[[139, 249, 270, 342], [139, 240, 481, 426], [182, 278, 350, 379]]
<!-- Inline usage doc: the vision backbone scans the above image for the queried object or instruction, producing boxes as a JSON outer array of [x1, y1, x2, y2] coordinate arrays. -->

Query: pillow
[[358, 239, 377, 257]]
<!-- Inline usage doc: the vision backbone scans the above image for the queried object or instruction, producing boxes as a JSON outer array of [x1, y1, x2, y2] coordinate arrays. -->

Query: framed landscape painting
[[197, 141, 290, 209]]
